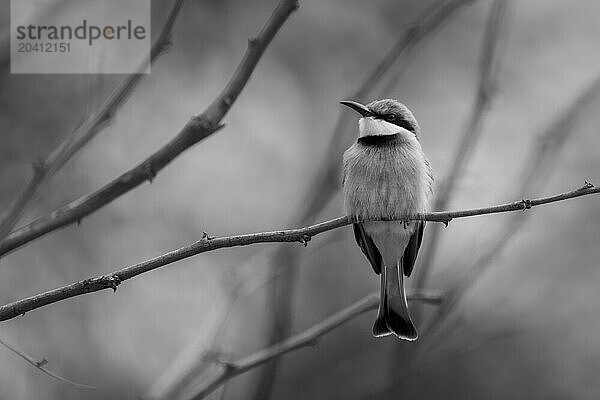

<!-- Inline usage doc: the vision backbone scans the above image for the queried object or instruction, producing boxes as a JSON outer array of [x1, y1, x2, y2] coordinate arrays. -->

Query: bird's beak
[[340, 100, 372, 117]]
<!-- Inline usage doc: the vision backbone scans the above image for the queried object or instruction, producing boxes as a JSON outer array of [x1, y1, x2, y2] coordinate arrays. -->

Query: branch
[[0, 0, 186, 244], [0, 335, 95, 390], [253, 1, 475, 397], [0, 184, 597, 323], [0, 0, 299, 257], [188, 291, 440, 400], [414, 0, 511, 295]]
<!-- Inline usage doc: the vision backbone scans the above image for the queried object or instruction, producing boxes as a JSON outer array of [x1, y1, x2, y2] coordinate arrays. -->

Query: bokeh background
[[1, 0, 600, 399]]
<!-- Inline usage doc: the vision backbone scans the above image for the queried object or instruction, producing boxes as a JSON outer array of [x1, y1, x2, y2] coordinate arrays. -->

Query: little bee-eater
[[341, 99, 433, 340]]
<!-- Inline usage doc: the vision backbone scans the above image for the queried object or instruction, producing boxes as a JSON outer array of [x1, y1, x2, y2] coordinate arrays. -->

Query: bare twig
[[414, 0, 511, 296], [0, 0, 186, 243], [253, 1, 476, 397], [418, 73, 600, 351], [0, 0, 300, 257], [0, 184, 596, 323], [0, 335, 95, 390], [189, 291, 441, 400]]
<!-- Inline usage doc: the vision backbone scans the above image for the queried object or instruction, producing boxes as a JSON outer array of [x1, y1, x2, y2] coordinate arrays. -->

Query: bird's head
[[340, 99, 420, 141]]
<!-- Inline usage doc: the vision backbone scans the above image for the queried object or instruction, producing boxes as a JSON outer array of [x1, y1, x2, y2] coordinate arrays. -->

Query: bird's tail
[[373, 260, 418, 340]]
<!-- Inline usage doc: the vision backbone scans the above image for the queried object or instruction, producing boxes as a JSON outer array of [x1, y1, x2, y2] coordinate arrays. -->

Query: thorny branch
[[0, 335, 95, 390], [0, 0, 186, 244], [0, 0, 299, 258], [188, 291, 442, 400], [0, 184, 597, 323], [0, 0, 185, 386], [254, 1, 476, 397]]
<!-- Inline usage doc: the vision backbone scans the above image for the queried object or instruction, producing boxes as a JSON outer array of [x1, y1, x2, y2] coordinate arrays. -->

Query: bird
[[341, 99, 433, 340]]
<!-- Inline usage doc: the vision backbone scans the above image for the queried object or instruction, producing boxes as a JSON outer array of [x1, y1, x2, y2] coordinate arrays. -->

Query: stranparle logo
[[11, 0, 151, 74]]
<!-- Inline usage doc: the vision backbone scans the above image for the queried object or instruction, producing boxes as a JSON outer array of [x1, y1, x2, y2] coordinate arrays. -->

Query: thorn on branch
[[191, 115, 223, 134], [220, 360, 236, 372], [103, 275, 121, 292], [298, 234, 311, 247], [211, 352, 236, 371], [583, 181, 595, 189], [35, 357, 48, 368], [100, 111, 113, 127], [143, 163, 157, 183], [247, 37, 259, 47], [202, 231, 215, 241]]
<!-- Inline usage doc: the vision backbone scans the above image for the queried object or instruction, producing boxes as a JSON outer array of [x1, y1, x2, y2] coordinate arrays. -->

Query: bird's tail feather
[[373, 260, 418, 340]]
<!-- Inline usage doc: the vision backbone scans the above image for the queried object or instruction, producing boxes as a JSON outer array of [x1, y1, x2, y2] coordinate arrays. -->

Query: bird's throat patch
[[357, 134, 400, 145]]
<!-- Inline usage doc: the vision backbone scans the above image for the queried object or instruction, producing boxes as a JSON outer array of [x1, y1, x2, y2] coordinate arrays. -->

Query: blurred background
[[1, 0, 600, 399]]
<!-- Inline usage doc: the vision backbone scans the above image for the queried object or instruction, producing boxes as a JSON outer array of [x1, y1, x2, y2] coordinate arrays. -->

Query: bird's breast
[[342, 139, 432, 220]]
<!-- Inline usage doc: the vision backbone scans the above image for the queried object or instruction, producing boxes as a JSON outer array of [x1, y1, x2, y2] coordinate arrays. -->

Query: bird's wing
[[402, 221, 425, 277], [353, 223, 383, 275]]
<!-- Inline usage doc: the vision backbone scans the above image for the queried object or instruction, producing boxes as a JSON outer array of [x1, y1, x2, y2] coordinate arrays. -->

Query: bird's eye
[[386, 114, 396, 122]]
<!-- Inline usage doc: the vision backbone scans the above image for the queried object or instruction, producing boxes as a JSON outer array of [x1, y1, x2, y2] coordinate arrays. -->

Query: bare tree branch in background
[[189, 292, 442, 400], [416, 73, 600, 354], [0, 0, 184, 386], [145, 250, 278, 400], [252, 1, 476, 398], [0, 0, 186, 244], [0, 184, 596, 323], [0, 335, 95, 390], [149, 224, 345, 399], [0, 0, 300, 258], [414, 0, 512, 305]]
